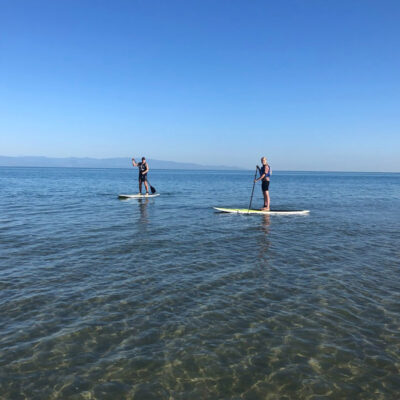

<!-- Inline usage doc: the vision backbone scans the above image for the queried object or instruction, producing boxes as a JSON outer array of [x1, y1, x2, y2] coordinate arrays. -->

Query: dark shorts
[[262, 180, 270, 192], [139, 174, 147, 182]]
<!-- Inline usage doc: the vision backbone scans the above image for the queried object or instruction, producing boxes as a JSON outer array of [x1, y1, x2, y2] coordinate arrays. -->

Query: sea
[[1, 167, 399, 399]]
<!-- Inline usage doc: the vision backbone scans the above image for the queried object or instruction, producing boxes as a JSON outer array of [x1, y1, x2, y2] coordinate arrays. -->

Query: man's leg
[[139, 180, 142, 194], [144, 181, 149, 194]]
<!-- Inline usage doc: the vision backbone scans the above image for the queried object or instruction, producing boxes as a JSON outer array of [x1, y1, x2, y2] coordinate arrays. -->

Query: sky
[[0, 0, 399, 171]]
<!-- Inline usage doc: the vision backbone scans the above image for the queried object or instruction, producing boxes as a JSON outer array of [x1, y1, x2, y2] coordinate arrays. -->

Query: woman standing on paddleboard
[[255, 157, 271, 211]]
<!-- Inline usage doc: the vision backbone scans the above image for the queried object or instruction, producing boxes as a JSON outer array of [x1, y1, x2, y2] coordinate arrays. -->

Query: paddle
[[248, 166, 259, 213], [147, 179, 156, 194]]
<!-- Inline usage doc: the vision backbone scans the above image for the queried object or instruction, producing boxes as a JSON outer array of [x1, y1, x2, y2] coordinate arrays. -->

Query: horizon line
[[0, 165, 399, 174]]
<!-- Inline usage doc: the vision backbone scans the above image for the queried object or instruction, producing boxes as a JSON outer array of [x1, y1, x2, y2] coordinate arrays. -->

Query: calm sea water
[[1, 167, 400, 399]]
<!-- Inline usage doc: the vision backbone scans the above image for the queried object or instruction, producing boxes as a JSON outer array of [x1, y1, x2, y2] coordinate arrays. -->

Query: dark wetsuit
[[260, 165, 271, 191], [138, 162, 148, 182]]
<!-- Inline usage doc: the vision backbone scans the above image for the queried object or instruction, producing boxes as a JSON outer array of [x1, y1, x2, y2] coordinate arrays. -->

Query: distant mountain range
[[0, 156, 240, 170]]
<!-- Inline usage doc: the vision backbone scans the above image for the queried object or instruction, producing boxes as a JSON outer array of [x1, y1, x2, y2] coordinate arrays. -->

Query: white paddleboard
[[214, 207, 309, 215], [119, 193, 160, 199]]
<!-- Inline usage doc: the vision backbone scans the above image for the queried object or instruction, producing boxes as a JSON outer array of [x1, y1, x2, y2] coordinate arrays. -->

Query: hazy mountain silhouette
[[0, 156, 239, 170]]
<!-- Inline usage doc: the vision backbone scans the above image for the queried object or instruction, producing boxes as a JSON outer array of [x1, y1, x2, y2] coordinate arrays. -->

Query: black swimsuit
[[138, 162, 147, 181]]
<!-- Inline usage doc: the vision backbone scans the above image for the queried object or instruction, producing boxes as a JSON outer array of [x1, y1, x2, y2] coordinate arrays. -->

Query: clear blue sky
[[1, 0, 399, 171]]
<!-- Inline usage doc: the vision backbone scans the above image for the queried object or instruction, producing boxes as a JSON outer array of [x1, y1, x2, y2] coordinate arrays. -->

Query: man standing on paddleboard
[[132, 157, 150, 195], [255, 157, 271, 210]]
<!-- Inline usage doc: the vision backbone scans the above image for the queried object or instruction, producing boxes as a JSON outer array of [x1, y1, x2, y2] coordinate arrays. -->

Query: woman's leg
[[262, 186, 270, 210]]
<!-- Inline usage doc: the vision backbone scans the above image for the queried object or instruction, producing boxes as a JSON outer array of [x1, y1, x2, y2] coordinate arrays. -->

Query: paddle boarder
[[255, 157, 271, 210], [132, 157, 150, 195]]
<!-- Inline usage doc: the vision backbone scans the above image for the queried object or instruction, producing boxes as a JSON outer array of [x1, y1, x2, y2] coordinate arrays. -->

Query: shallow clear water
[[1, 167, 400, 399]]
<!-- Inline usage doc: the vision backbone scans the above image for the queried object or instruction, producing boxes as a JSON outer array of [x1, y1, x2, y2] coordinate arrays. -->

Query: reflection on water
[[258, 215, 271, 256], [138, 197, 149, 225], [261, 214, 270, 233]]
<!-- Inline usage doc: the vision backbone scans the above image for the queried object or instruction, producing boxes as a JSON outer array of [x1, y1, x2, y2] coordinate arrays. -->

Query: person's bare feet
[[261, 207, 270, 211]]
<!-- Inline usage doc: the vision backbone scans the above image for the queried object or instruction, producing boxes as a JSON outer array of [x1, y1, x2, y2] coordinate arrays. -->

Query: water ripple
[[1, 168, 400, 398]]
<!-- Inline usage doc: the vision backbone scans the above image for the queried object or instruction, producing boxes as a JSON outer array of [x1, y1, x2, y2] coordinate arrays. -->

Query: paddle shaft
[[248, 167, 259, 213]]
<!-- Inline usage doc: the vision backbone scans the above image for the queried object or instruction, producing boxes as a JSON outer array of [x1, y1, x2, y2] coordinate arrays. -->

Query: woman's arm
[[255, 167, 265, 182], [256, 173, 265, 182]]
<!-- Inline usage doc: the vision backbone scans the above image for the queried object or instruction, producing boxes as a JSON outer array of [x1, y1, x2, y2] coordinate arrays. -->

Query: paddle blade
[[150, 185, 156, 194]]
